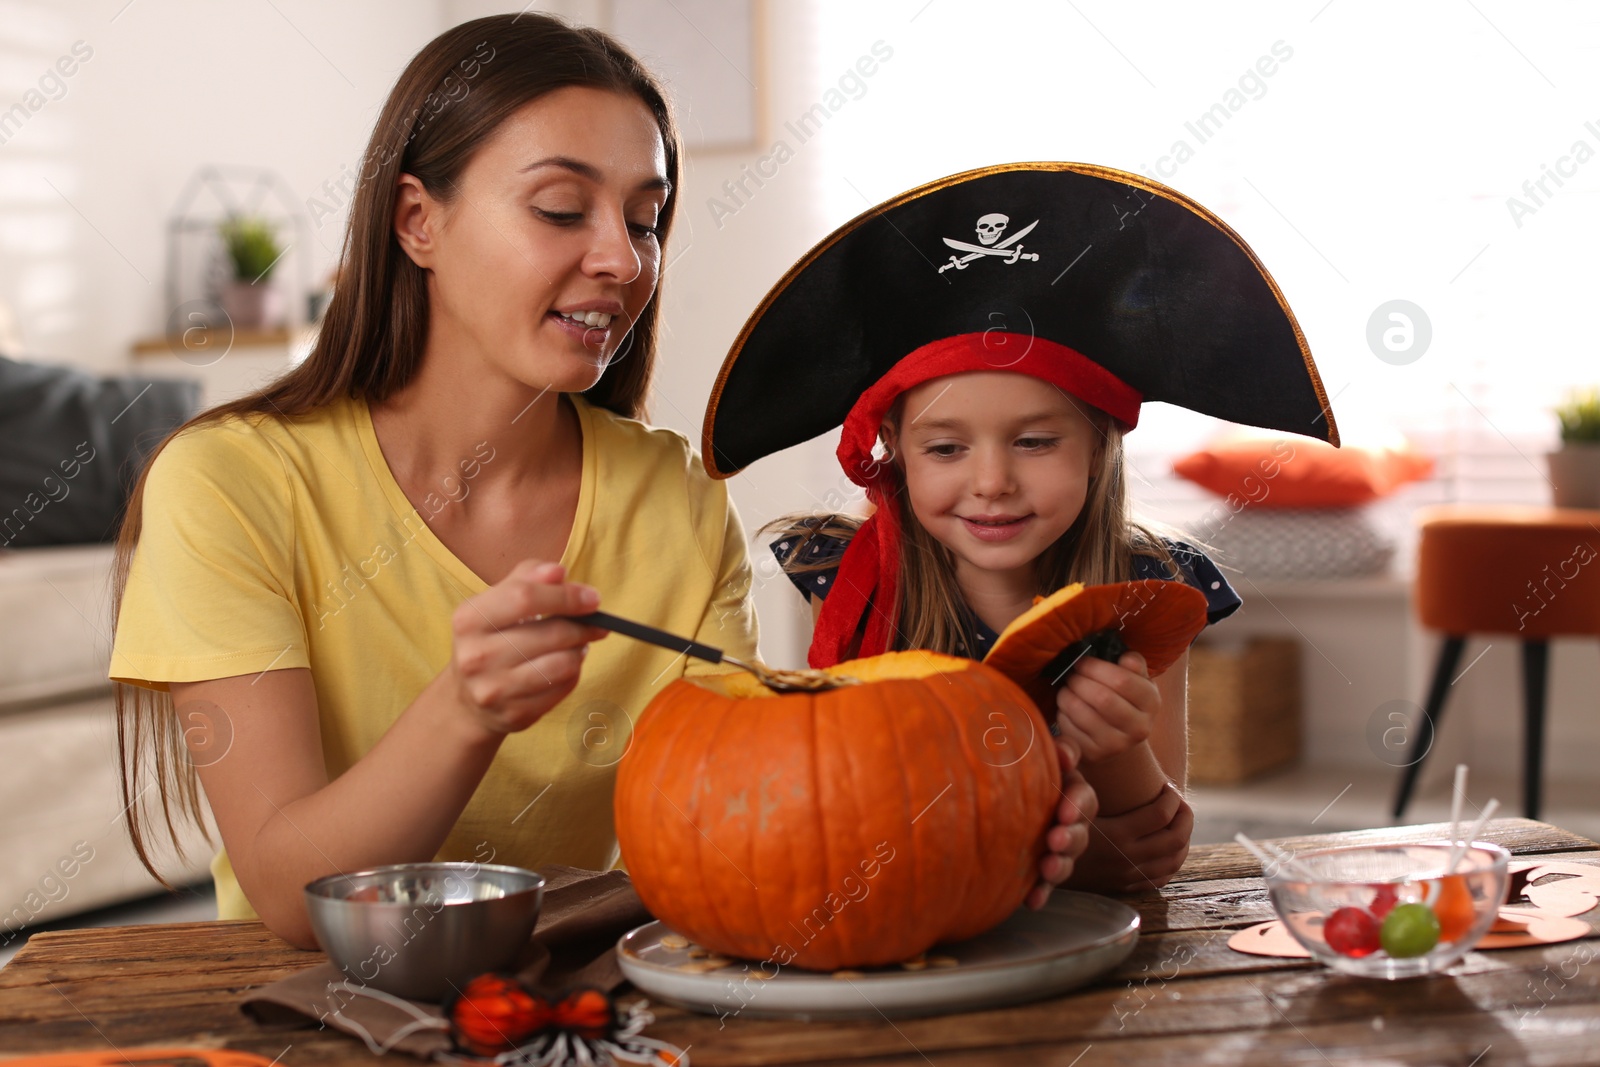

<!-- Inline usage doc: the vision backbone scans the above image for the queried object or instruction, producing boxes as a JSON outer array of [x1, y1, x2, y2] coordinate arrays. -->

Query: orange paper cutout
[[1481, 906, 1595, 949], [1227, 919, 1312, 958], [0, 1052, 279, 1067], [1509, 860, 1600, 918]]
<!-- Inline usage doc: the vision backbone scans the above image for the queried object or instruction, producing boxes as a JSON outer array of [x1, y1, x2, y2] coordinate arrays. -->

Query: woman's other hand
[[450, 560, 608, 736], [1025, 739, 1100, 910]]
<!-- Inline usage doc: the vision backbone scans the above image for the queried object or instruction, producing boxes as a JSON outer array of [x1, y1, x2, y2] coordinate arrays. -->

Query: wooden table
[[3, 818, 1598, 1065]]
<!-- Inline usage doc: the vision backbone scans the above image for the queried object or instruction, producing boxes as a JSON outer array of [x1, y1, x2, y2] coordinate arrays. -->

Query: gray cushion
[[0, 356, 200, 547]]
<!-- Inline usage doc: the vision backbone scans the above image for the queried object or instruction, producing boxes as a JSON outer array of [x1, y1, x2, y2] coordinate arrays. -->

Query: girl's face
[[896, 371, 1102, 585], [397, 86, 669, 392]]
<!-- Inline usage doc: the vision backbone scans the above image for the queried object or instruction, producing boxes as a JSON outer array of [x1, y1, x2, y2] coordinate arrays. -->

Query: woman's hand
[[1025, 739, 1100, 910], [450, 560, 608, 737], [1054, 650, 1161, 763], [1067, 782, 1194, 893]]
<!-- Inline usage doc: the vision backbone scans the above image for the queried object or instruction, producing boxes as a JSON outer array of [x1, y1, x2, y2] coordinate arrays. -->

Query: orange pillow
[[1172, 438, 1434, 508]]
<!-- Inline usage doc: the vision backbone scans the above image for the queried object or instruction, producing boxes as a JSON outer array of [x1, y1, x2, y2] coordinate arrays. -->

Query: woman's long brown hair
[[114, 13, 683, 883]]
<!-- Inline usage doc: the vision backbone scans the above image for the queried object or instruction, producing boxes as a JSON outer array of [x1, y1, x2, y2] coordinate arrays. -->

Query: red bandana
[[808, 332, 1142, 668]]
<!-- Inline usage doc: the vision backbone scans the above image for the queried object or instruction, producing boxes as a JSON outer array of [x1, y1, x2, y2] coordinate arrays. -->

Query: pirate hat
[[699, 163, 1338, 665], [703, 162, 1337, 479]]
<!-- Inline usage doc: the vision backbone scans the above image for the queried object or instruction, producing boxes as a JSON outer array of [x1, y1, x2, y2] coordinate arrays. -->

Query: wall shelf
[[131, 327, 297, 355], [129, 328, 312, 408]]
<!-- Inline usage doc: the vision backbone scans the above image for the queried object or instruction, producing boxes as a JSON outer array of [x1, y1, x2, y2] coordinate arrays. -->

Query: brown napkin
[[241, 866, 652, 1058]]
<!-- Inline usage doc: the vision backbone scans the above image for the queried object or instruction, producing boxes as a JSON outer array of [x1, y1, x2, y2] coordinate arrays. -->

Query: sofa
[[1, 351, 213, 946], [0, 544, 215, 945]]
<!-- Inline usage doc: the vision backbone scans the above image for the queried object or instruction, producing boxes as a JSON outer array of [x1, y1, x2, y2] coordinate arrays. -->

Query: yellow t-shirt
[[110, 394, 757, 920]]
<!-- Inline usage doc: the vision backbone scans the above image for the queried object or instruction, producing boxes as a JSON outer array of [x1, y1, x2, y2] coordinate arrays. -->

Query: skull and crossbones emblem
[[938, 212, 1042, 273], [975, 213, 1009, 244]]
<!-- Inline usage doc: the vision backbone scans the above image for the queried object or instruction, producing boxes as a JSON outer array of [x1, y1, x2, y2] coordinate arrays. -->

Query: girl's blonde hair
[[767, 397, 1177, 658]]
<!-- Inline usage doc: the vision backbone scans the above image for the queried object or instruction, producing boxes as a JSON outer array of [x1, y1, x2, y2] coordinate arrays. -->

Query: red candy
[[1369, 883, 1399, 919], [1325, 906, 1381, 957]]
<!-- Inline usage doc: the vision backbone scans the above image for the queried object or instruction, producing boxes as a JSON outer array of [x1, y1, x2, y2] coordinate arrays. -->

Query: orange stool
[[1394, 506, 1600, 820]]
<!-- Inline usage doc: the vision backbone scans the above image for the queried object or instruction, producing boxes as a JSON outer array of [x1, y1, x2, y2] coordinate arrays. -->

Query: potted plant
[[1549, 387, 1600, 508], [216, 214, 285, 330]]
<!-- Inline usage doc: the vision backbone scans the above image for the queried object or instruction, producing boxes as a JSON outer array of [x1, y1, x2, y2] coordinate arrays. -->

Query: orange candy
[[1433, 875, 1477, 943]]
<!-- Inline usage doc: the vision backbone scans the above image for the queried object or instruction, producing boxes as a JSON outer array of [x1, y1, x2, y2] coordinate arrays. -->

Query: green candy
[[1379, 902, 1440, 958]]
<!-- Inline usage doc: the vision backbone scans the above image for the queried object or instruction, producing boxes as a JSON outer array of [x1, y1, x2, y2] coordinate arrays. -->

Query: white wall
[[620, 3, 844, 669], [0, 0, 444, 372]]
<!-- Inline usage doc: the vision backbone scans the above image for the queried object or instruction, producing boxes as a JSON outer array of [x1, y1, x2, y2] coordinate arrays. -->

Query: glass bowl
[[1264, 841, 1510, 979]]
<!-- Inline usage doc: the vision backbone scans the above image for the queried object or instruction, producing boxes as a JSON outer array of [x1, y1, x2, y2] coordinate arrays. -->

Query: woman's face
[[895, 371, 1102, 585], [397, 86, 669, 392]]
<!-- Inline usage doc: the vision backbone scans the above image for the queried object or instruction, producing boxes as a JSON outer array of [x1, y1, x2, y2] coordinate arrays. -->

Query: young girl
[[702, 163, 1339, 892], [772, 365, 1233, 891]]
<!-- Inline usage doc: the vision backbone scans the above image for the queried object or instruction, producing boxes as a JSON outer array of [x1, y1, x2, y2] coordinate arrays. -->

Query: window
[[805, 0, 1597, 523]]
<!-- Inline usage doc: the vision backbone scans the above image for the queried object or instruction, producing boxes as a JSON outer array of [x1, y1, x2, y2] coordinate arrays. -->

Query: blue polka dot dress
[[771, 521, 1240, 660]]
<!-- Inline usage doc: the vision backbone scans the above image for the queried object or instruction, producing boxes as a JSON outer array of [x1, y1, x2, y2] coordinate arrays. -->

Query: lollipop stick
[[1235, 831, 1317, 881], [1233, 831, 1279, 871], [1266, 841, 1319, 882], [1447, 798, 1501, 873], [1449, 764, 1468, 849]]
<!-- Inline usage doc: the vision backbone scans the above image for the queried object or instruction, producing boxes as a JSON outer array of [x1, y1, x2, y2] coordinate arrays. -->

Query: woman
[[111, 14, 1093, 949]]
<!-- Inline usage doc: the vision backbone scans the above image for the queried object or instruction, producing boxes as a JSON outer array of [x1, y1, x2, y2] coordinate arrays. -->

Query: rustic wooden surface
[[1, 818, 1596, 1065]]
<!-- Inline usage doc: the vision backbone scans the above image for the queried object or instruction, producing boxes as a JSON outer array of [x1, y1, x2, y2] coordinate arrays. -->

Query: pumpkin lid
[[983, 579, 1209, 687]]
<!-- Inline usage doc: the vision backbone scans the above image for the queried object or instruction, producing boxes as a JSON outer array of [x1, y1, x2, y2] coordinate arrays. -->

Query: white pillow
[[1203, 507, 1395, 580]]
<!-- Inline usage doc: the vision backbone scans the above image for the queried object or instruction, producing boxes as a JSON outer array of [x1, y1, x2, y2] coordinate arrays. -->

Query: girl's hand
[[450, 560, 608, 737], [1054, 650, 1161, 763], [1025, 739, 1099, 910], [1067, 782, 1194, 893]]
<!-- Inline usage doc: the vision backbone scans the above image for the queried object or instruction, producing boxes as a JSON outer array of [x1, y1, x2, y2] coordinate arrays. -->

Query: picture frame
[[608, 0, 761, 152]]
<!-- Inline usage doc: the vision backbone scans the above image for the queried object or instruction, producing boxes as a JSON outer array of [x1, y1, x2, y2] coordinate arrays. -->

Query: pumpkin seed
[[758, 666, 860, 691], [675, 957, 733, 973]]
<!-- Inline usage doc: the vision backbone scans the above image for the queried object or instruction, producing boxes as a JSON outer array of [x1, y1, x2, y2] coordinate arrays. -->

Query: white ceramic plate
[[615, 891, 1139, 1021]]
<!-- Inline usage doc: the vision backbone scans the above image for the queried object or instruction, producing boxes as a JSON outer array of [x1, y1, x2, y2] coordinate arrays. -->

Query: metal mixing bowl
[[304, 862, 544, 1001]]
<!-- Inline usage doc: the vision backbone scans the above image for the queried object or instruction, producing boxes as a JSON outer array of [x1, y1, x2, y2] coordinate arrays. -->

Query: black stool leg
[[1393, 635, 1467, 819], [1522, 640, 1549, 820]]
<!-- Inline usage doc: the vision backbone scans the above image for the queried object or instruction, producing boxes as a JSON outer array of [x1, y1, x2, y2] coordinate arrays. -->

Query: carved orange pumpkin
[[984, 579, 1209, 708], [614, 651, 1060, 971]]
